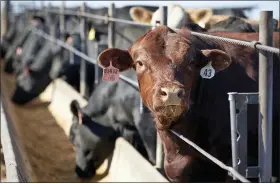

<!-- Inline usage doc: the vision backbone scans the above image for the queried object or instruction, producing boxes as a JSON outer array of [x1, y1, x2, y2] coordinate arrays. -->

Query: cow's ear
[[70, 100, 83, 124], [201, 49, 231, 72], [130, 7, 153, 23], [98, 48, 134, 72], [185, 8, 213, 28]]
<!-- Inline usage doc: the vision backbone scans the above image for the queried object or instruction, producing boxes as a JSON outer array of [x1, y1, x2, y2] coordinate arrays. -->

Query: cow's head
[[11, 34, 76, 105], [11, 66, 41, 105], [69, 100, 97, 179], [69, 100, 116, 179], [98, 26, 231, 130]]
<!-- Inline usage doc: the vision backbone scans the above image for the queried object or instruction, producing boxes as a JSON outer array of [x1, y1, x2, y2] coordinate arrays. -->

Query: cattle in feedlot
[[97, 26, 280, 182]]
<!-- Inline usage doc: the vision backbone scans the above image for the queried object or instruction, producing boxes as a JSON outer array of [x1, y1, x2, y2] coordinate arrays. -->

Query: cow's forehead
[[130, 26, 193, 62]]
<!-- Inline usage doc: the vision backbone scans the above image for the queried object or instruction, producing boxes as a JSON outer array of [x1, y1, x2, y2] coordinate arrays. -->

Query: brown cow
[[97, 26, 280, 182]]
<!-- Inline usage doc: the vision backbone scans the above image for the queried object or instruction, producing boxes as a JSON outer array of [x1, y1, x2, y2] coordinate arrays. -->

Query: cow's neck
[[156, 109, 204, 158], [155, 113, 207, 182]]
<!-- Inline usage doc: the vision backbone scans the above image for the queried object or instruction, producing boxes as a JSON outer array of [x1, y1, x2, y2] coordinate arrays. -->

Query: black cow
[[250, 19, 279, 32], [212, 7, 253, 18], [69, 100, 117, 178], [0, 13, 28, 59], [10, 31, 94, 105], [207, 16, 280, 33], [69, 69, 157, 179], [11, 40, 61, 104], [207, 16, 256, 33], [3, 16, 48, 74]]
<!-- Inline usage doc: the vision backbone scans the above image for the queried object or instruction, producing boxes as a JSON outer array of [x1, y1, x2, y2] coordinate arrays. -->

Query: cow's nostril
[[159, 89, 168, 96], [177, 89, 185, 98]]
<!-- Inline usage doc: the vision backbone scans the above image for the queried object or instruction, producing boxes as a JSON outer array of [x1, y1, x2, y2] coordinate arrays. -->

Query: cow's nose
[[159, 87, 185, 104]]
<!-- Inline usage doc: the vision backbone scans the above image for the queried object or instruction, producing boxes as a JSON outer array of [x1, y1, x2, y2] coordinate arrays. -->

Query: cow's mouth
[[153, 105, 188, 130], [154, 105, 187, 117]]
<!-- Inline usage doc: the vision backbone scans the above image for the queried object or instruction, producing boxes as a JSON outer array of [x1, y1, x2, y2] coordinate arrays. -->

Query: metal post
[[94, 43, 108, 87], [59, 1, 65, 41], [32, 0, 36, 16], [40, 0, 44, 10], [1, 0, 10, 37], [258, 11, 273, 183], [228, 92, 238, 180], [0, 1, 2, 42], [159, 6, 168, 26], [79, 1, 89, 98], [108, 3, 115, 48], [44, 3, 49, 23], [48, 3, 55, 38]]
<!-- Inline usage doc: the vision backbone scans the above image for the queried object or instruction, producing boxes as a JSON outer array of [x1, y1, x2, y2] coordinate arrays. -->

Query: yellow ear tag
[[88, 28, 96, 40]]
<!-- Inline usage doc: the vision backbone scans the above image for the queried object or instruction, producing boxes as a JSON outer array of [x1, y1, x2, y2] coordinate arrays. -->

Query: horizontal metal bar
[[170, 130, 250, 183], [41, 9, 155, 27], [31, 28, 139, 90]]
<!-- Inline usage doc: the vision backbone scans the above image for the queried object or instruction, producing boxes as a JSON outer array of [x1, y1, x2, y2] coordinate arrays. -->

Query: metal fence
[[3, 1, 280, 182]]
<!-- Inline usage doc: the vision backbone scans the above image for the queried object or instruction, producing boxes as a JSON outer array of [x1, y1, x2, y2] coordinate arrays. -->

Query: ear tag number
[[102, 61, 120, 82], [200, 61, 215, 79]]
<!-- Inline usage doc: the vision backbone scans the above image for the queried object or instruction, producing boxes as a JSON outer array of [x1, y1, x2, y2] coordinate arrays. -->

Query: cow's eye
[[136, 61, 143, 67]]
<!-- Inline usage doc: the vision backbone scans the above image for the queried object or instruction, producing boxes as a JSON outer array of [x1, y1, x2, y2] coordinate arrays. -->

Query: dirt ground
[[0, 67, 108, 182]]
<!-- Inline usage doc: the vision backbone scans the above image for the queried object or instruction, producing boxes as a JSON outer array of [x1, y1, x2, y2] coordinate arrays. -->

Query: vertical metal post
[[6, 0, 10, 33], [228, 92, 238, 180], [159, 6, 168, 26], [44, 3, 49, 24], [47, 3, 55, 38], [258, 11, 273, 183], [79, 1, 88, 98], [32, 0, 36, 12], [94, 43, 108, 87], [0, 1, 2, 42], [154, 6, 168, 170], [1, 0, 10, 36], [40, 0, 44, 10], [59, 1, 65, 41], [108, 3, 115, 48]]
